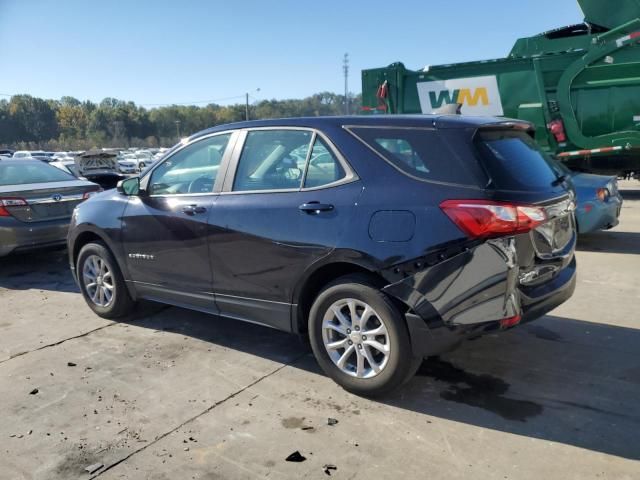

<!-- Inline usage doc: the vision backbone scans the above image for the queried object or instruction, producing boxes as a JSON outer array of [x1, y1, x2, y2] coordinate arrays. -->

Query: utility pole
[[245, 88, 260, 121], [343, 53, 349, 115], [174, 120, 181, 138]]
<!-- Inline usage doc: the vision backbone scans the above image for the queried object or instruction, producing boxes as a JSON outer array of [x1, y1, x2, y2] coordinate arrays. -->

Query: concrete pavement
[[1, 181, 639, 479]]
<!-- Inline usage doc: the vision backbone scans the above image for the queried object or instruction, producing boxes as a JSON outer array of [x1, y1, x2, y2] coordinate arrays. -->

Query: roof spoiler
[[432, 103, 462, 115], [477, 120, 536, 138]]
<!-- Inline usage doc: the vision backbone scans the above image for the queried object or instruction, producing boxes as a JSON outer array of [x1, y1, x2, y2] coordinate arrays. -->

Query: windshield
[[0, 161, 75, 186], [475, 130, 561, 191]]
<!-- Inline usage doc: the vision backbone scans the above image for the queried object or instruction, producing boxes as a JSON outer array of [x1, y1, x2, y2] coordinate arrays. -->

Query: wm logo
[[429, 88, 489, 108]]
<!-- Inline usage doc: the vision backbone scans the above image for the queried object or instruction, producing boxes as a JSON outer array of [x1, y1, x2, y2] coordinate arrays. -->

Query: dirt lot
[[1, 182, 639, 480]]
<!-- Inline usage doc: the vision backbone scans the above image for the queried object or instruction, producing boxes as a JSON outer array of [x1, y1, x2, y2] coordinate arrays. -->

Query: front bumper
[[0, 217, 70, 256]]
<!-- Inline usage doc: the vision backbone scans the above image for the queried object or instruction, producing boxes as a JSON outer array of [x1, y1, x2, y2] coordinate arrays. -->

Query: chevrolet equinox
[[68, 116, 577, 396]]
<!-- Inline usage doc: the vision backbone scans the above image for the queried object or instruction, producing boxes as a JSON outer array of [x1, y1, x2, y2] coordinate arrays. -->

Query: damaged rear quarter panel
[[383, 238, 520, 325]]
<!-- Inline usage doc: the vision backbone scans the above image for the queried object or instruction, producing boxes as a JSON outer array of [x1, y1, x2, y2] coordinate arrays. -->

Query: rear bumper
[[0, 217, 70, 256], [576, 194, 622, 234], [519, 256, 576, 323], [383, 240, 577, 358]]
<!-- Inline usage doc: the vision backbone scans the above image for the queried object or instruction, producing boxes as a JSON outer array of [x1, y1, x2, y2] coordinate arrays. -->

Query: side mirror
[[117, 177, 141, 196]]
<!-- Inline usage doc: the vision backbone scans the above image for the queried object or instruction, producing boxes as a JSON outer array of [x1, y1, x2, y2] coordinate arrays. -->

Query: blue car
[[554, 161, 623, 234]]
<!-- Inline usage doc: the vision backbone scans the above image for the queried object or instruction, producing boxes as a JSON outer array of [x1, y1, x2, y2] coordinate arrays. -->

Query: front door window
[[150, 133, 231, 195]]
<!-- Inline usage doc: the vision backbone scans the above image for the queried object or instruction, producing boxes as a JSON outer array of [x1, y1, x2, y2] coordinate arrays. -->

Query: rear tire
[[77, 241, 136, 319], [308, 274, 421, 397]]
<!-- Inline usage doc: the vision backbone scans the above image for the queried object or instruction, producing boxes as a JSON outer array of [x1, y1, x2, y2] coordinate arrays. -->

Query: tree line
[[0, 92, 362, 150]]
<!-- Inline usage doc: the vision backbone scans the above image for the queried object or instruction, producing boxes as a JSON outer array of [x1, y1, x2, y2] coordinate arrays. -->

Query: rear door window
[[232, 130, 312, 192], [303, 136, 345, 188], [475, 130, 560, 191], [348, 127, 480, 186]]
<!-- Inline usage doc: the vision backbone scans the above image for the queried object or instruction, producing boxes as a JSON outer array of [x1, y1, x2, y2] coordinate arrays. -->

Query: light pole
[[245, 88, 261, 121], [343, 53, 349, 115]]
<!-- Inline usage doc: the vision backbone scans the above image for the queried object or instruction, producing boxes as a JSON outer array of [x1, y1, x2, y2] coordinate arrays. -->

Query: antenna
[[343, 53, 349, 115]]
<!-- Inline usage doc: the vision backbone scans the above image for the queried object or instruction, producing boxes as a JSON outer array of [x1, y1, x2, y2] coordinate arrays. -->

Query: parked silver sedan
[[0, 159, 101, 256]]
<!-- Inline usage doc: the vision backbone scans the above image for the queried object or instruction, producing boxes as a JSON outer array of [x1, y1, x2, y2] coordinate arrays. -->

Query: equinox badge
[[128, 253, 155, 260]]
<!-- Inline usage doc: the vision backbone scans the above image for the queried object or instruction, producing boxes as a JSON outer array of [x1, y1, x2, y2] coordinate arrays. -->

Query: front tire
[[77, 241, 135, 319], [308, 274, 420, 397]]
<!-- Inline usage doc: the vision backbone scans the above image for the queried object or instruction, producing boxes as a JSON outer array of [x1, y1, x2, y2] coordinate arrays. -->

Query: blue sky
[[0, 0, 581, 106]]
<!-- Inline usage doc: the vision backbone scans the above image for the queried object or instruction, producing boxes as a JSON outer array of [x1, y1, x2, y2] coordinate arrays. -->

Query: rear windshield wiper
[[551, 174, 568, 187]]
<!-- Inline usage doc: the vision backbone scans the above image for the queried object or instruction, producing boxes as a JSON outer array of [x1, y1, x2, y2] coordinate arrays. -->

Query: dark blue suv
[[68, 115, 576, 396]]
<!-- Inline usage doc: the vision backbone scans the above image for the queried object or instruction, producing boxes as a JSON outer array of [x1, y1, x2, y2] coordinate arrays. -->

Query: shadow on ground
[[577, 230, 640, 254], [0, 248, 78, 293], [620, 188, 640, 200], [120, 303, 640, 461]]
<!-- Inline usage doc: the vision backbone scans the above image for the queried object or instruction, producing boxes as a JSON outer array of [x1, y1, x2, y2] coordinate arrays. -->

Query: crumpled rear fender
[[383, 239, 520, 326]]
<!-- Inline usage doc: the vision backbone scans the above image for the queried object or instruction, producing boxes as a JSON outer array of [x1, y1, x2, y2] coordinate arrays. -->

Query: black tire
[[308, 274, 421, 397], [77, 241, 136, 319]]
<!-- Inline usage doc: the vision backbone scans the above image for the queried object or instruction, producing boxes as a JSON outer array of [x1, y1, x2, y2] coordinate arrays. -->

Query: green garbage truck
[[361, 0, 640, 175]]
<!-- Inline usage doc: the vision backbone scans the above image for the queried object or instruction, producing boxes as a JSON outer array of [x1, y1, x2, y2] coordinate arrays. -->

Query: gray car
[[0, 159, 101, 256]]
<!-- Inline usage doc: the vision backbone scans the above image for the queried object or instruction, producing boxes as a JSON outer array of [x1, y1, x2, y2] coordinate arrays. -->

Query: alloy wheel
[[82, 254, 114, 307], [321, 298, 390, 378]]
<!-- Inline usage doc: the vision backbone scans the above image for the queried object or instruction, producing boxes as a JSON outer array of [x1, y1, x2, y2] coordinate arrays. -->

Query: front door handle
[[299, 202, 334, 214], [182, 204, 207, 215]]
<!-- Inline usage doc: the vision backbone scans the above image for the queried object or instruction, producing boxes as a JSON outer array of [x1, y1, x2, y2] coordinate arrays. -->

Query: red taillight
[[548, 119, 567, 143], [500, 314, 521, 329], [596, 188, 609, 202], [83, 188, 103, 200], [440, 200, 547, 239], [0, 197, 28, 217]]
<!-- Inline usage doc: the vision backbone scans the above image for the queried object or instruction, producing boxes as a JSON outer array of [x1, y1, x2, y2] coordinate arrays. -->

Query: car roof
[[188, 114, 530, 142]]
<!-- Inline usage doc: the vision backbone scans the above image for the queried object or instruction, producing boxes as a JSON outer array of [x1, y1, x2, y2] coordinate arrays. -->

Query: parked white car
[[52, 152, 75, 162], [117, 156, 139, 174], [12, 151, 32, 159], [49, 160, 78, 176]]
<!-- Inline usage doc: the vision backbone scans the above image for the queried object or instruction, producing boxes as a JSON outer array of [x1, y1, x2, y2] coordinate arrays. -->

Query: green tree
[[0, 91, 364, 150], [8, 95, 58, 142]]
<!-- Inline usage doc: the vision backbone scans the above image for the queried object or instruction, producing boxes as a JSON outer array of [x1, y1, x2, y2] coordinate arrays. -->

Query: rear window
[[0, 162, 75, 186], [475, 130, 560, 191], [349, 127, 480, 186]]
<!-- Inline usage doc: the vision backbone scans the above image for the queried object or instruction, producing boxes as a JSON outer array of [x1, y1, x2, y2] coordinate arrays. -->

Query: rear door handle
[[182, 204, 207, 215], [299, 202, 334, 214]]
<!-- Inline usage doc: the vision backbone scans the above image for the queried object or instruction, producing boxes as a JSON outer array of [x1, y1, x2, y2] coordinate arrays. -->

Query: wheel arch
[[292, 259, 390, 335], [71, 227, 136, 299]]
